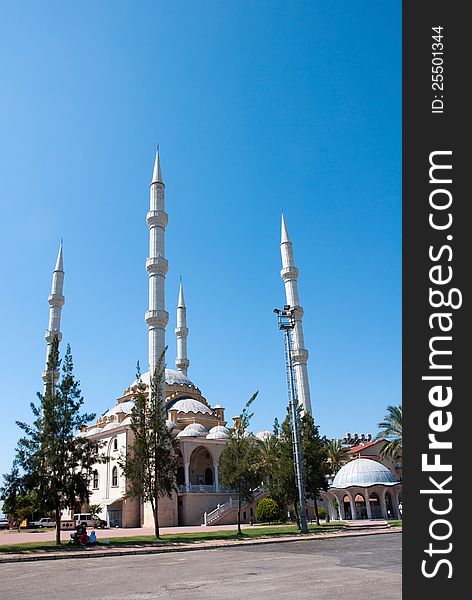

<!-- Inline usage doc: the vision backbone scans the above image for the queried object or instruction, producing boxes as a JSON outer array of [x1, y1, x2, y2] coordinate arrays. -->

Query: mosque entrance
[[107, 500, 123, 527]]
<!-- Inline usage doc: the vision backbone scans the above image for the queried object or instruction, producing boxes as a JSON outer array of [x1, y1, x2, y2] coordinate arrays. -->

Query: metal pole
[[276, 307, 309, 534]]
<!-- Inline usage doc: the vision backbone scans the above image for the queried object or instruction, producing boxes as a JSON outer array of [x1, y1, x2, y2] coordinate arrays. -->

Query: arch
[[112, 466, 118, 487], [354, 493, 367, 519], [385, 490, 395, 519], [189, 445, 215, 487], [343, 494, 352, 520], [369, 492, 382, 519]]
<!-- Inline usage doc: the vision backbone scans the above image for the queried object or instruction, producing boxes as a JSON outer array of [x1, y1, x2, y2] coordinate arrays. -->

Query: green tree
[[326, 439, 350, 475], [120, 351, 178, 538], [377, 405, 402, 459], [14, 337, 100, 544], [255, 497, 282, 524], [301, 413, 330, 525], [219, 392, 262, 534]]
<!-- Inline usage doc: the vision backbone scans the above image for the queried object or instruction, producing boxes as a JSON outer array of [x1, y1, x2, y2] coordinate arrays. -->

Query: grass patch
[[387, 520, 402, 528], [0, 523, 345, 554]]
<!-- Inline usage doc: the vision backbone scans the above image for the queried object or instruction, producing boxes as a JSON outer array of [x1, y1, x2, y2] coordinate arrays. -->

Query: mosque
[[44, 149, 400, 527]]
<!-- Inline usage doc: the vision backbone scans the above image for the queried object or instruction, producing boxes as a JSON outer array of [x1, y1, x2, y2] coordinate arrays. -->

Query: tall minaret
[[280, 214, 313, 416], [145, 147, 169, 374], [175, 279, 189, 376], [43, 241, 65, 387]]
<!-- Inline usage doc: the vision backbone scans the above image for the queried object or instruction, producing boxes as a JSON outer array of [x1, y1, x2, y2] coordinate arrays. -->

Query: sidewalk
[[0, 526, 401, 564]]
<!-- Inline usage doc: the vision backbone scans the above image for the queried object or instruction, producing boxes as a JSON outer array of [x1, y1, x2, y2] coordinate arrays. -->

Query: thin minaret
[[145, 146, 169, 374], [43, 241, 65, 387], [175, 278, 189, 376], [280, 214, 313, 416]]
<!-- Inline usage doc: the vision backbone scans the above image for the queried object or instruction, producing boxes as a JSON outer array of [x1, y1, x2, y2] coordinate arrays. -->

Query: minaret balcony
[[146, 256, 169, 275], [147, 210, 168, 228], [175, 326, 188, 337], [280, 266, 299, 282], [44, 329, 63, 344], [292, 348, 309, 363], [145, 309, 169, 329], [48, 294, 65, 307]]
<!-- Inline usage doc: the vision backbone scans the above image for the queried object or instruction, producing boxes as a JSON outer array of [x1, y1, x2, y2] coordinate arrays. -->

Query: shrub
[[316, 506, 328, 519], [255, 498, 282, 524]]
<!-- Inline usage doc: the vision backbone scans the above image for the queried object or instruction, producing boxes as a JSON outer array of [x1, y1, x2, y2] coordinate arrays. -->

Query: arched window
[[112, 466, 118, 487], [92, 470, 99, 489], [113, 438, 118, 451]]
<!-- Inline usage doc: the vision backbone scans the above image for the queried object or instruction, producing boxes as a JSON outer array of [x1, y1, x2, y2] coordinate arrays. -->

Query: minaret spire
[[175, 278, 190, 376], [280, 214, 312, 416], [43, 240, 65, 387], [145, 146, 169, 374]]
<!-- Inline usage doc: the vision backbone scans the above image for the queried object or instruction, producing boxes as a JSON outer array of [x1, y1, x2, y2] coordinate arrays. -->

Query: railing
[[203, 487, 266, 525], [205, 497, 238, 525], [178, 485, 236, 494]]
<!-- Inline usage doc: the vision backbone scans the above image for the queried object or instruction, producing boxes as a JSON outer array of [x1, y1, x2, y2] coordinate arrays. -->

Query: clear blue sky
[[0, 1, 401, 480]]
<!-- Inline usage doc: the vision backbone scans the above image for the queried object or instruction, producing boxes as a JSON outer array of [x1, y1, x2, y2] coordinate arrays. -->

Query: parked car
[[0, 518, 10, 530], [72, 513, 107, 529], [29, 517, 56, 528]]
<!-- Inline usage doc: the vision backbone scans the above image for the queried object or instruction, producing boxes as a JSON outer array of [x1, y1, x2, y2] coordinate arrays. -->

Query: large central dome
[[332, 458, 398, 488], [126, 368, 196, 392]]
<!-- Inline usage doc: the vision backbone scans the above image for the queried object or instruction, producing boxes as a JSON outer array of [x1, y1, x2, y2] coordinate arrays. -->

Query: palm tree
[[326, 439, 350, 475], [377, 405, 402, 459]]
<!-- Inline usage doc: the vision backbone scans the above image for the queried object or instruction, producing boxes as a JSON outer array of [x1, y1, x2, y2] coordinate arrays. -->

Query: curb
[[0, 528, 402, 564]]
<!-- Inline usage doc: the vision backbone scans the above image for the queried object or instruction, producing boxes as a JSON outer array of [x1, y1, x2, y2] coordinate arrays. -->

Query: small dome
[[121, 417, 132, 426], [207, 425, 230, 439], [167, 398, 213, 415], [332, 458, 398, 488], [102, 400, 135, 419], [102, 422, 120, 431], [255, 430, 273, 441], [84, 427, 103, 436], [177, 424, 208, 438]]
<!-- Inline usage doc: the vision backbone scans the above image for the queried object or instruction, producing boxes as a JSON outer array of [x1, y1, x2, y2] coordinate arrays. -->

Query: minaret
[[145, 147, 169, 374], [280, 214, 313, 416], [43, 241, 65, 387], [175, 278, 189, 376]]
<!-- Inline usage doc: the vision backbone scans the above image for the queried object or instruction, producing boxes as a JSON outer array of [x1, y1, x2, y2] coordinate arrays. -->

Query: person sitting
[[89, 530, 98, 545], [77, 522, 89, 546]]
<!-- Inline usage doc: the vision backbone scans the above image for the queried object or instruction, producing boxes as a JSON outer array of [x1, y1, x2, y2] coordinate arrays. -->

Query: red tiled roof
[[348, 439, 385, 454]]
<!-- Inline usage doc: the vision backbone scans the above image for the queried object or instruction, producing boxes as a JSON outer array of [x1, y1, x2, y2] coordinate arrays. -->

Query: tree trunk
[[313, 497, 320, 526], [154, 494, 160, 539], [55, 507, 61, 545], [237, 496, 242, 535]]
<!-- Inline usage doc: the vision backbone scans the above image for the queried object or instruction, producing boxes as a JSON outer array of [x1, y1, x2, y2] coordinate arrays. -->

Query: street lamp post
[[274, 305, 309, 534]]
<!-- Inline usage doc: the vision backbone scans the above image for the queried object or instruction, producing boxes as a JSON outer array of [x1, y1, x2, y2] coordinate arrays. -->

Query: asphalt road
[[0, 533, 401, 600]]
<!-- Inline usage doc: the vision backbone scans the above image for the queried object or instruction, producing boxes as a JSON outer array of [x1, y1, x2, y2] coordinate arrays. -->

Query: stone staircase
[[203, 487, 267, 526], [344, 519, 390, 531]]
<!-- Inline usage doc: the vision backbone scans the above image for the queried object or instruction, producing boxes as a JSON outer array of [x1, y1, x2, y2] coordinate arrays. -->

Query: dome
[[177, 423, 208, 438], [102, 422, 120, 432], [255, 430, 273, 441], [167, 397, 213, 415], [102, 400, 135, 420], [127, 369, 196, 392], [206, 425, 230, 440], [332, 458, 398, 488]]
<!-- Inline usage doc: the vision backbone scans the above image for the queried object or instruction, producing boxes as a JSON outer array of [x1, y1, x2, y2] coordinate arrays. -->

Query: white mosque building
[[43, 148, 314, 528]]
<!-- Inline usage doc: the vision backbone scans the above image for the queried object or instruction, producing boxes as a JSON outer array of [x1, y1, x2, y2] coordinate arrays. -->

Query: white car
[[29, 518, 56, 528]]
